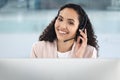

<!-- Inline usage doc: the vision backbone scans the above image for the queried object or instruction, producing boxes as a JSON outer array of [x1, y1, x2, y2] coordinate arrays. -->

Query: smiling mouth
[[58, 30, 69, 35]]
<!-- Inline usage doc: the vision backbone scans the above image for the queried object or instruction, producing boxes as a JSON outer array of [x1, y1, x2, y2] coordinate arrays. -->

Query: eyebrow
[[68, 19, 75, 22], [58, 15, 63, 19], [58, 15, 75, 22]]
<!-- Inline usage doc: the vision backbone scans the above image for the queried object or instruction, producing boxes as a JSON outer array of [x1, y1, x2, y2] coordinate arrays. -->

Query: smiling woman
[[30, 3, 99, 58]]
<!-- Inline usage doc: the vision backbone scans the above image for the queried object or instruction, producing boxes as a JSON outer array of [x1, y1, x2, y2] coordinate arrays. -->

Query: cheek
[[54, 21, 59, 34], [74, 24, 79, 33], [70, 26, 79, 35], [55, 20, 58, 29], [72, 28, 77, 35], [72, 23, 79, 31]]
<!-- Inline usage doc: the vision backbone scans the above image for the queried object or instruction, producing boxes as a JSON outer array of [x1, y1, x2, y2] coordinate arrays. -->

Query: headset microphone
[[64, 38, 74, 42]]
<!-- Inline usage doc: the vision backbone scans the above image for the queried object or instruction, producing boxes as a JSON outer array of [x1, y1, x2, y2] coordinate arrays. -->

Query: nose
[[60, 21, 67, 29]]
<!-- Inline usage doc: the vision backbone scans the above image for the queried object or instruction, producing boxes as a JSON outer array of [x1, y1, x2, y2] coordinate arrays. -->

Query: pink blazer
[[30, 40, 97, 58]]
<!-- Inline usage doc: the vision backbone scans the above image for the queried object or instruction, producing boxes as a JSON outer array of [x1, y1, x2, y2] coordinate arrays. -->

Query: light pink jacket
[[30, 40, 97, 58]]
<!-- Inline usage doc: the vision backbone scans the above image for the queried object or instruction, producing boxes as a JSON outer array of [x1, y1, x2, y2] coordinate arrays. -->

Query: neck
[[57, 39, 74, 53]]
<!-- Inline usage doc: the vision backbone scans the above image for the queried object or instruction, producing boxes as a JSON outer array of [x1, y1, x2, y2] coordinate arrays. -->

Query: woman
[[30, 3, 99, 58]]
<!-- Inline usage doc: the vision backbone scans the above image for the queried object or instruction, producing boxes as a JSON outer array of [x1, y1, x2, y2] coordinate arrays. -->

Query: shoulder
[[33, 41, 47, 47], [84, 45, 98, 58], [31, 41, 47, 54], [32, 40, 56, 51], [31, 41, 56, 58], [86, 45, 95, 51], [33, 41, 53, 47]]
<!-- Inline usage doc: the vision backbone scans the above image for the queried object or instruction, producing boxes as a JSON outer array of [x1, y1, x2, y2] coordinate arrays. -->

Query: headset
[[78, 15, 88, 32]]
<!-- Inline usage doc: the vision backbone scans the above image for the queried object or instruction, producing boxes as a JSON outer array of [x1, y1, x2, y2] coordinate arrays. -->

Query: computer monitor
[[0, 59, 119, 80]]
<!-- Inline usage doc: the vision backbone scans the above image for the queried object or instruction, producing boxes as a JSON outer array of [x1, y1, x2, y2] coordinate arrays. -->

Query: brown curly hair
[[39, 3, 99, 52]]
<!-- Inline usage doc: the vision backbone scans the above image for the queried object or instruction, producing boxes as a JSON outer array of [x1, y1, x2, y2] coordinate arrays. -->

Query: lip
[[59, 30, 66, 34], [57, 30, 68, 35]]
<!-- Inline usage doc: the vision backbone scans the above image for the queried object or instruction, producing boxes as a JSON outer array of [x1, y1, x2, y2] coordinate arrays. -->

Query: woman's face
[[55, 8, 79, 42]]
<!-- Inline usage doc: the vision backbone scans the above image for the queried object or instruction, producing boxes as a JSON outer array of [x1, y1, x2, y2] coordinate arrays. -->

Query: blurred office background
[[0, 0, 120, 58]]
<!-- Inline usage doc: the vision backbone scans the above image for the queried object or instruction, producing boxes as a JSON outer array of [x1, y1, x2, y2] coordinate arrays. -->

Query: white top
[[57, 48, 97, 58], [57, 51, 71, 58]]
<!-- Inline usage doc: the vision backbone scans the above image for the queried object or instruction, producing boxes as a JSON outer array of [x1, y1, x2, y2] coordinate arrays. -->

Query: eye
[[58, 17, 63, 22], [68, 21, 74, 25]]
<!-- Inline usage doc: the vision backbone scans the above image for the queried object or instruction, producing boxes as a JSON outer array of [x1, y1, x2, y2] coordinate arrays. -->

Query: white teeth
[[59, 30, 67, 34]]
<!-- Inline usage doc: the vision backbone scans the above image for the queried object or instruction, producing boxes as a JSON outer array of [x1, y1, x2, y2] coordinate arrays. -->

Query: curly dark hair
[[39, 3, 99, 51]]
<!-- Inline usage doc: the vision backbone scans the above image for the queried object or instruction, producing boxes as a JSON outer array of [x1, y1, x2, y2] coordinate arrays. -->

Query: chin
[[57, 38, 65, 41]]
